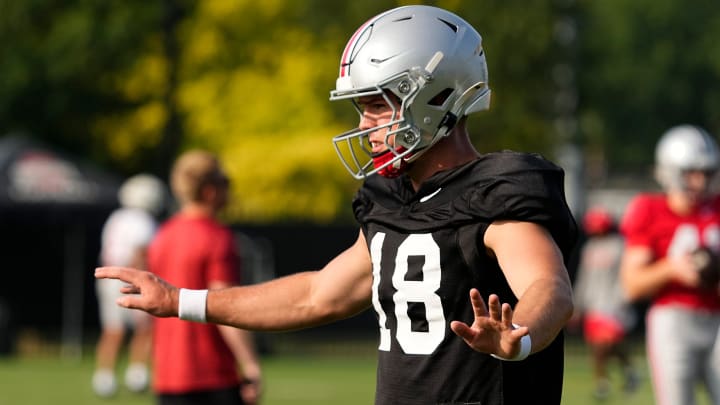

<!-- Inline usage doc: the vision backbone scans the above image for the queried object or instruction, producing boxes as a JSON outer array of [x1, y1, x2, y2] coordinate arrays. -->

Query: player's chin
[[684, 189, 710, 202]]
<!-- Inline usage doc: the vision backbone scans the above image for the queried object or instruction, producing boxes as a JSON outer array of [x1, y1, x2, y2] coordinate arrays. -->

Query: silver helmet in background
[[654, 125, 720, 193]]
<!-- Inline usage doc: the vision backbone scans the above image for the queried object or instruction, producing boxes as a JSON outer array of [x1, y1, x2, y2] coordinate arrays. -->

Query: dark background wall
[[0, 220, 373, 344]]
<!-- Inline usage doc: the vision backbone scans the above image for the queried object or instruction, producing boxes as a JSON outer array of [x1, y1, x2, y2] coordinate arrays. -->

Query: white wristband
[[178, 288, 208, 323], [491, 324, 532, 361]]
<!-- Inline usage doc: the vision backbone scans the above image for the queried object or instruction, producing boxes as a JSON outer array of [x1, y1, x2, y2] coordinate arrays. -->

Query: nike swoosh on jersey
[[419, 188, 442, 203]]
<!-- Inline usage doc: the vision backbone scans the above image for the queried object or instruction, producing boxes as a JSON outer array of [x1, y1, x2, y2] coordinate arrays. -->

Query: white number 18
[[370, 232, 446, 355]]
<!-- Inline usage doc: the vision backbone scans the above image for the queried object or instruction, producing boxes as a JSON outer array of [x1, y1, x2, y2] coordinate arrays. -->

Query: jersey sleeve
[[619, 195, 653, 248], [468, 153, 578, 254]]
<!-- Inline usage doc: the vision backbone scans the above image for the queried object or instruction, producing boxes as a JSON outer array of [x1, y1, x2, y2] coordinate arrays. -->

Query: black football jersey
[[352, 151, 578, 405]]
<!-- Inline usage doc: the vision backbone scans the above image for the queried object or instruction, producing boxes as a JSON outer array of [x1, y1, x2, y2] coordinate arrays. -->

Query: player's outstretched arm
[[95, 230, 374, 332], [453, 220, 573, 359]]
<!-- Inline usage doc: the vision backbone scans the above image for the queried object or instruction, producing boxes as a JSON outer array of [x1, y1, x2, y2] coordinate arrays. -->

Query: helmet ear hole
[[428, 88, 454, 107]]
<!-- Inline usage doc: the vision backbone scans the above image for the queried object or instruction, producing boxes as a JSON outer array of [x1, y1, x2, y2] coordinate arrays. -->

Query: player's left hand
[[450, 289, 529, 358], [240, 377, 262, 405]]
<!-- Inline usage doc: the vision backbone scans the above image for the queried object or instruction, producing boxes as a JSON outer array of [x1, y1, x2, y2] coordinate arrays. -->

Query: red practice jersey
[[148, 214, 241, 394], [620, 193, 720, 311]]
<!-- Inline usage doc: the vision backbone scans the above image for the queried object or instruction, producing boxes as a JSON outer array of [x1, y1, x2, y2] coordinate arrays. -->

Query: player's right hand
[[95, 266, 179, 318], [690, 247, 720, 289], [668, 254, 702, 288]]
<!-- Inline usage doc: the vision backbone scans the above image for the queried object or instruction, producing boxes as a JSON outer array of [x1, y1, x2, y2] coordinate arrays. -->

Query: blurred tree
[[172, 0, 562, 223], [577, 0, 720, 184], [0, 0, 172, 173], [172, 0, 383, 222], [2, 0, 717, 222], [453, 0, 560, 155]]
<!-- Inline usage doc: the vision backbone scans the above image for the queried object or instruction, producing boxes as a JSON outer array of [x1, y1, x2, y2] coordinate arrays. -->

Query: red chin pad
[[373, 147, 410, 178]]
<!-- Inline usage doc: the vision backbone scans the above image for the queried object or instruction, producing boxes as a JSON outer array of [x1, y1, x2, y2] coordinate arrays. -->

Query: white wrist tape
[[491, 323, 532, 361], [178, 288, 208, 323]]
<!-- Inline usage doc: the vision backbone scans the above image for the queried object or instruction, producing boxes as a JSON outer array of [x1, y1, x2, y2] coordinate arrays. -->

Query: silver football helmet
[[329, 5, 491, 179], [654, 125, 720, 192], [118, 173, 166, 216]]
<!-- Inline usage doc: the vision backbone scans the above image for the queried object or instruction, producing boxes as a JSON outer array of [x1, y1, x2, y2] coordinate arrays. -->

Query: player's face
[[207, 170, 230, 211], [356, 94, 401, 154], [680, 169, 716, 201]]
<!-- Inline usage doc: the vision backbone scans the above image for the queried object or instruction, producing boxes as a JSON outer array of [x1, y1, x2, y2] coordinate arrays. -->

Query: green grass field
[[0, 334, 713, 405]]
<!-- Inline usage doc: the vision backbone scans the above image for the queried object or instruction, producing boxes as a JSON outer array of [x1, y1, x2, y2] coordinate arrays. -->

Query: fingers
[[454, 291, 531, 357], [116, 294, 142, 310], [501, 302, 515, 328], [472, 290, 506, 324], [95, 266, 141, 284], [469, 290, 518, 329], [487, 294, 501, 321], [449, 320, 474, 341], [469, 288, 489, 318], [511, 325, 530, 339], [120, 285, 141, 294]]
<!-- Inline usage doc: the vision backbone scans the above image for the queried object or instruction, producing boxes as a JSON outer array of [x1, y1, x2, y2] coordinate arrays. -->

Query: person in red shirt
[[148, 150, 262, 405], [620, 125, 720, 405]]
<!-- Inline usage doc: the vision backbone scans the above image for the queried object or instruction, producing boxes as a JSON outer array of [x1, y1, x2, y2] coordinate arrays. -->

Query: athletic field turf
[[0, 334, 712, 404]]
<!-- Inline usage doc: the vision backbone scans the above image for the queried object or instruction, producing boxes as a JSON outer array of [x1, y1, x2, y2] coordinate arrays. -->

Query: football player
[[149, 151, 263, 405], [93, 174, 166, 397], [95, 5, 577, 404], [620, 125, 720, 405]]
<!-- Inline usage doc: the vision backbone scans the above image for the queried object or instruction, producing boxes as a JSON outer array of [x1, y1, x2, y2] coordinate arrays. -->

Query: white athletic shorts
[[96, 278, 152, 330]]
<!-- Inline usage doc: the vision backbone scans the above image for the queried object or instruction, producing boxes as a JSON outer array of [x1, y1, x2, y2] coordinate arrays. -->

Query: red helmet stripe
[[339, 20, 371, 77], [339, 8, 398, 77]]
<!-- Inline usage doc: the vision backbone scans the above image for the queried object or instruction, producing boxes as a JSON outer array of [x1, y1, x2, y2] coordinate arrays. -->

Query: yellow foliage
[[183, 28, 222, 64], [90, 40, 168, 166], [200, 0, 284, 20], [95, 1, 365, 222], [93, 102, 166, 160], [174, 20, 355, 222], [176, 17, 347, 224], [219, 127, 360, 223]]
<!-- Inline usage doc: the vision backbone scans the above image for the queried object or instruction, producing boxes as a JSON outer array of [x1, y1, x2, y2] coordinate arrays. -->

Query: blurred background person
[[620, 125, 720, 405], [148, 150, 262, 405], [572, 207, 639, 400], [93, 173, 167, 397]]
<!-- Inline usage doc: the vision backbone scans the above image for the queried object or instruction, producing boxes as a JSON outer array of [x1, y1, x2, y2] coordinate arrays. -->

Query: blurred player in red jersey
[[148, 150, 262, 405], [95, 6, 577, 404], [620, 125, 720, 405], [573, 207, 639, 400]]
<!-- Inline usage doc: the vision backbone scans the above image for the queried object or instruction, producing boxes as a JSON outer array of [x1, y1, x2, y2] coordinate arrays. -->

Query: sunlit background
[[0, 0, 718, 404]]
